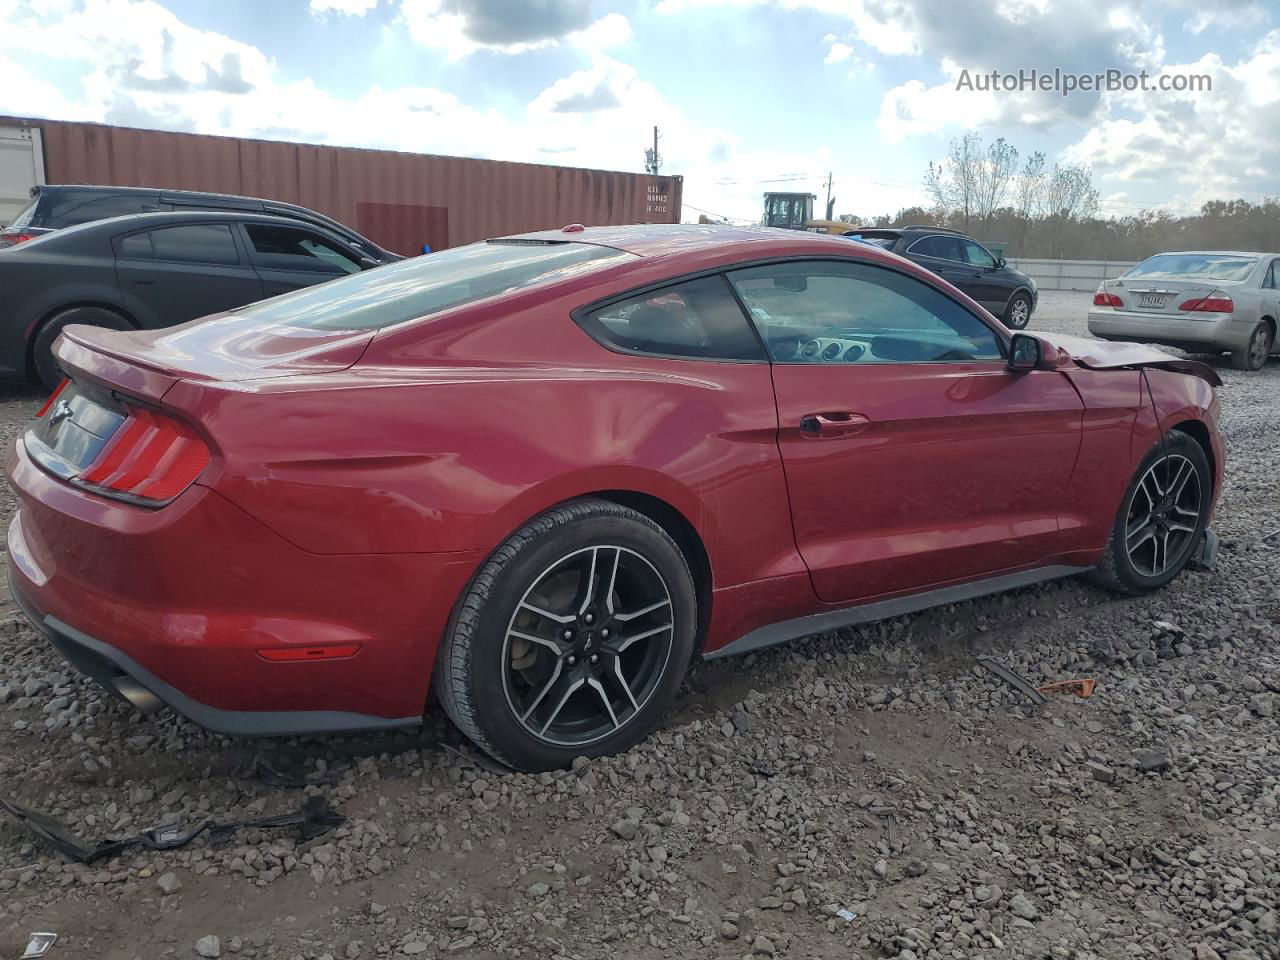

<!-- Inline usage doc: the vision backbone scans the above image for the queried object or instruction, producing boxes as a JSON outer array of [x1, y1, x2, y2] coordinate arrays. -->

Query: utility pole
[[823, 171, 836, 220], [644, 126, 662, 175]]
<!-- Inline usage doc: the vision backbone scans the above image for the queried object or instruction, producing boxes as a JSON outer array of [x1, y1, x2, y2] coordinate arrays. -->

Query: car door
[[905, 234, 980, 297], [728, 258, 1085, 605], [238, 221, 365, 297], [956, 239, 1010, 310], [113, 222, 265, 328]]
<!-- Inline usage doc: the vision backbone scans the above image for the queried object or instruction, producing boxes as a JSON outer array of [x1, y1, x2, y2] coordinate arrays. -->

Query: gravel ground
[[1, 290, 1277, 960]]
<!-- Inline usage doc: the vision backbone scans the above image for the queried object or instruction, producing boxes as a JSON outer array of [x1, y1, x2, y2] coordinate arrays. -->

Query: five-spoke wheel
[[503, 545, 674, 747], [435, 499, 697, 772], [1092, 431, 1212, 594]]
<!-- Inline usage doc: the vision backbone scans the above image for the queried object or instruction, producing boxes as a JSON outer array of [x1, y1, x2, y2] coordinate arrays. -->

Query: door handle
[[130, 279, 156, 286], [800, 412, 871, 438]]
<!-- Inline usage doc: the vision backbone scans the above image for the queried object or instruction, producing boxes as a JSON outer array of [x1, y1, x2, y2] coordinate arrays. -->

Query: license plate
[[1139, 293, 1166, 308]]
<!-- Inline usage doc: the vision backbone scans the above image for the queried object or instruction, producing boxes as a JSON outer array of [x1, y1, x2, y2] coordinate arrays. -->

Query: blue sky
[[1, 0, 1277, 225]]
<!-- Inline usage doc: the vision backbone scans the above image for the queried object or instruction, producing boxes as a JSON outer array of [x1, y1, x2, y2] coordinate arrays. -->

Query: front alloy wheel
[[1091, 431, 1211, 594], [435, 499, 697, 771]]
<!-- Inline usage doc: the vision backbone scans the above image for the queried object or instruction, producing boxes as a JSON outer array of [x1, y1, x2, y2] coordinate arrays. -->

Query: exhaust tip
[[113, 676, 163, 714]]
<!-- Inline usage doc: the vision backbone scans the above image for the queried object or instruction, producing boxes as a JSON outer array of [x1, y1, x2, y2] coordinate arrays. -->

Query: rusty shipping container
[[2, 116, 682, 255]]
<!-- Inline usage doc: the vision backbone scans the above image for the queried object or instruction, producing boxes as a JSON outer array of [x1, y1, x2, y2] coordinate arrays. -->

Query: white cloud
[[309, 0, 379, 15], [653, 0, 920, 55], [396, 0, 624, 60], [824, 41, 853, 64], [1063, 36, 1280, 203]]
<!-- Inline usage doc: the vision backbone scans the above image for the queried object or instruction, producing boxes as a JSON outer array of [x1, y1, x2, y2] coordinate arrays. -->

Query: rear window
[[1125, 254, 1258, 283], [229, 240, 636, 331], [6, 195, 38, 230], [848, 234, 897, 249]]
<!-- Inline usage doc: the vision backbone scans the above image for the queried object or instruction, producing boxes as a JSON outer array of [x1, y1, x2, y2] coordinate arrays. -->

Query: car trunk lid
[[1100, 277, 1232, 317], [55, 317, 375, 401]]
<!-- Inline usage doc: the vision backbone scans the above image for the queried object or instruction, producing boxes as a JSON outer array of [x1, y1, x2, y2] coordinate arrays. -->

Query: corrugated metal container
[[2, 116, 682, 255]]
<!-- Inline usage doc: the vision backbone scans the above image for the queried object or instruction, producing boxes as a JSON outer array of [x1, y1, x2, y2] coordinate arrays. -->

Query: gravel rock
[[156, 871, 184, 895], [194, 936, 221, 959]]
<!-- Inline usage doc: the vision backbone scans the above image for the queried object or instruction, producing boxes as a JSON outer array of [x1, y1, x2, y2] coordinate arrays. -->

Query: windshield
[[229, 240, 636, 331], [1125, 253, 1258, 283]]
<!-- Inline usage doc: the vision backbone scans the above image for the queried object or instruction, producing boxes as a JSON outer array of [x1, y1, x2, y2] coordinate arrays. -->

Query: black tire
[[435, 499, 698, 772], [32, 306, 132, 391], [1089, 431, 1211, 595], [1230, 321, 1273, 372], [1004, 292, 1032, 330]]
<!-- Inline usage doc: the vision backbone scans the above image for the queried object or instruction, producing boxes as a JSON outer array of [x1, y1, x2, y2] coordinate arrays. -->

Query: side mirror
[[358, 256, 380, 270], [1008, 333, 1041, 371], [996, 257, 1007, 269]]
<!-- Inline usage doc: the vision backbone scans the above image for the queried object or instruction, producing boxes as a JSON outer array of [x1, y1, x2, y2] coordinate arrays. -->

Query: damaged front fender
[[1033, 331, 1223, 387]]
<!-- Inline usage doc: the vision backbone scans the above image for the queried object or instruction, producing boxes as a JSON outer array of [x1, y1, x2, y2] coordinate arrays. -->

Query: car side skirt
[[705, 564, 1091, 660]]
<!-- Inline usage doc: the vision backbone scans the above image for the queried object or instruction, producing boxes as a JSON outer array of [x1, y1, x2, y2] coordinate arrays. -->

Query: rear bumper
[[1087, 311, 1254, 351], [9, 571, 421, 735], [6, 437, 484, 735]]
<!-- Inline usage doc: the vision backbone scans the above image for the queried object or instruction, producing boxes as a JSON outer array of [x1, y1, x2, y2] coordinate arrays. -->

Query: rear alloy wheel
[[1004, 293, 1032, 330], [1230, 321, 1273, 372], [1090, 432, 1211, 595], [435, 499, 697, 772], [33, 306, 132, 391]]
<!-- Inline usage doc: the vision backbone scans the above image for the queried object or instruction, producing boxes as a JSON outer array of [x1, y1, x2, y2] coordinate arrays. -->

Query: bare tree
[[925, 133, 1019, 232], [925, 132, 982, 232], [1043, 163, 1100, 257], [975, 137, 1018, 227], [1044, 163, 1099, 219], [1014, 152, 1047, 220]]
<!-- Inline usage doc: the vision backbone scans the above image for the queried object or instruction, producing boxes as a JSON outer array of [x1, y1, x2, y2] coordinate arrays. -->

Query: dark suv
[[846, 226, 1037, 329], [1, 184, 399, 264]]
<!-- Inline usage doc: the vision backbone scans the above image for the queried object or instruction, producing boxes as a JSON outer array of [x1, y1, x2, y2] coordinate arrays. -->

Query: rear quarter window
[[577, 275, 765, 361]]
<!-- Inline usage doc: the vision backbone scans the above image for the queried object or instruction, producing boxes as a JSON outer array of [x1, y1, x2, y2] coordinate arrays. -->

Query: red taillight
[[0, 232, 36, 247], [35, 379, 70, 418], [78, 406, 210, 503], [257, 645, 362, 662], [1179, 295, 1234, 313], [1093, 291, 1124, 307]]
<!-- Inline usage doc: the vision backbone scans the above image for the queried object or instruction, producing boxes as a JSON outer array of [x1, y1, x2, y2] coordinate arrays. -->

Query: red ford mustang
[[7, 225, 1223, 771]]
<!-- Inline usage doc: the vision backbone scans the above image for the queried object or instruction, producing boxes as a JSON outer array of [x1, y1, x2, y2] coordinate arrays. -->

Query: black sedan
[[0, 211, 391, 389]]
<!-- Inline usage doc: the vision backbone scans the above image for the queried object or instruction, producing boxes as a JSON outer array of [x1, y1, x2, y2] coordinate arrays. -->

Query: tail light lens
[[1178, 294, 1234, 313], [35, 379, 70, 418], [0, 232, 36, 247], [78, 406, 211, 503], [1093, 291, 1124, 307]]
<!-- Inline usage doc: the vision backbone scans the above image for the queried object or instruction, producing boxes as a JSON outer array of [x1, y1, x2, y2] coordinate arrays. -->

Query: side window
[[149, 224, 240, 266], [910, 235, 962, 261], [1264, 261, 1277, 290], [961, 240, 997, 268], [577, 275, 765, 361], [244, 224, 362, 274], [115, 231, 154, 260], [727, 260, 1004, 365]]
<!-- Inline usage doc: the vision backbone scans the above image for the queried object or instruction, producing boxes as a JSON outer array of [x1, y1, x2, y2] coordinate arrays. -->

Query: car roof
[[59, 210, 337, 233], [1141, 250, 1277, 257], [38, 183, 261, 204], [503, 223, 867, 258]]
